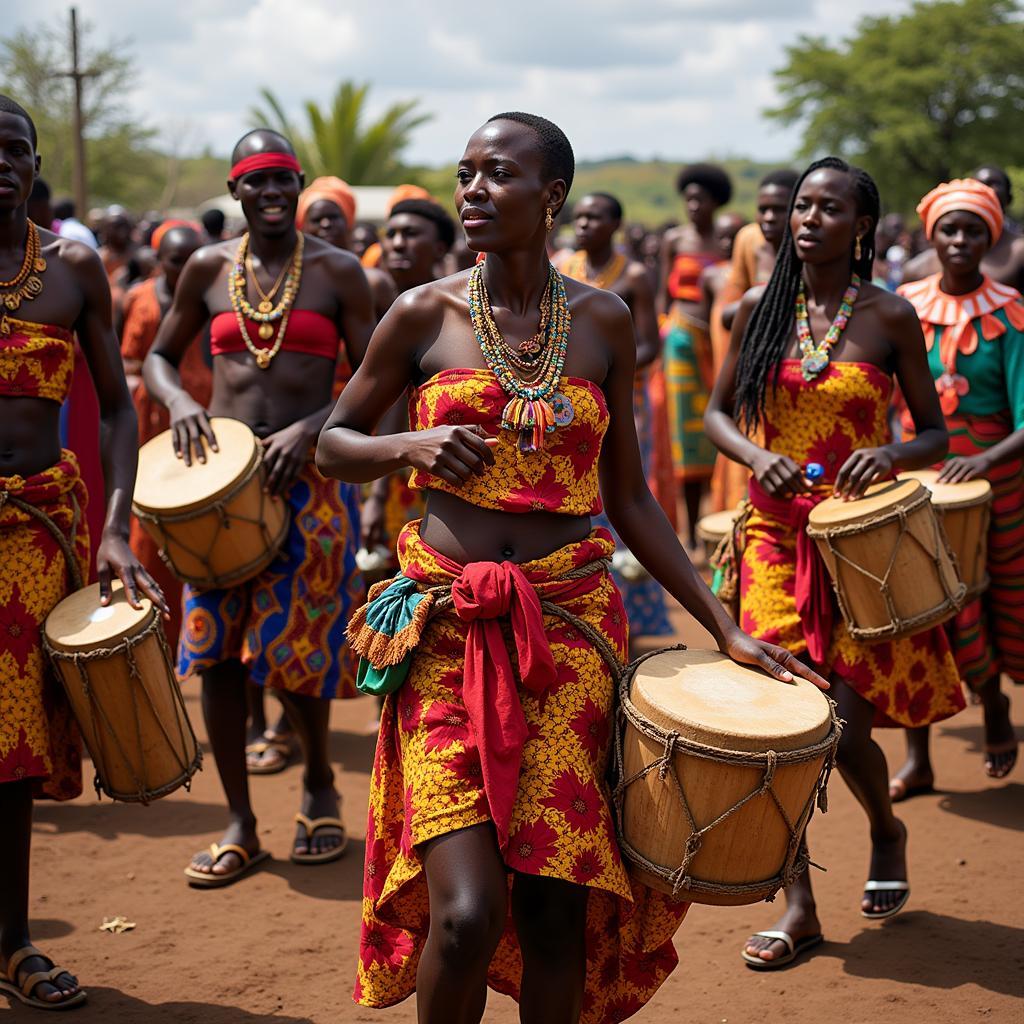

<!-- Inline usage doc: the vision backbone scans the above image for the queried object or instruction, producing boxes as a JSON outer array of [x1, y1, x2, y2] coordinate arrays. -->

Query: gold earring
[[545, 208, 554, 232], [855, 235, 862, 260]]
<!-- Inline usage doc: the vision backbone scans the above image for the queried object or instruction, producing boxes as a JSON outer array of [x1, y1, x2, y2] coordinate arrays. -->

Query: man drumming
[[143, 129, 375, 886]]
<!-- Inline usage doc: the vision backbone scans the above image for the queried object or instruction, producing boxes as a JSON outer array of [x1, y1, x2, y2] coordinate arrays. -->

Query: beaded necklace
[[228, 232, 304, 368], [468, 262, 573, 452], [0, 220, 47, 336], [796, 273, 860, 381]]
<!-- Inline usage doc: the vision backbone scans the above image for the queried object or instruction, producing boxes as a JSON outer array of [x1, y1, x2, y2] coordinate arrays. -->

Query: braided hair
[[733, 156, 880, 431]]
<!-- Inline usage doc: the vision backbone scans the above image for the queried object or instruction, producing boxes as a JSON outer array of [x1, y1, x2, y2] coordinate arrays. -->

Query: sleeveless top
[[0, 316, 76, 403], [667, 251, 720, 303], [408, 367, 608, 515], [210, 309, 340, 362]]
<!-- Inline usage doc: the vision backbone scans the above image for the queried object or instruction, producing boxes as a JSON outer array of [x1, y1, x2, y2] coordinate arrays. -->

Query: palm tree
[[250, 82, 432, 185]]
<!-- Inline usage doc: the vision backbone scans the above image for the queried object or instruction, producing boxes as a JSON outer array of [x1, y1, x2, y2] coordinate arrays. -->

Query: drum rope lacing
[[611, 645, 844, 903], [132, 445, 288, 590], [42, 615, 202, 803], [931, 500, 990, 602], [806, 488, 966, 640]]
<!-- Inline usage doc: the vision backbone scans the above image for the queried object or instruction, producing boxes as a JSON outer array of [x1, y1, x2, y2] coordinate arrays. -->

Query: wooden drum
[[806, 479, 964, 642], [900, 469, 991, 601], [696, 508, 743, 562], [616, 648, 839, 906], [44, 582, 201, 803], [132, 417, 288, 590]]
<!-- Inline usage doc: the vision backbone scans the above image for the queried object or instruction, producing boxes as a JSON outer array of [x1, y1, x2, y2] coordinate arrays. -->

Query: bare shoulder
[[624, 258, 651, 288], [864, 281, 918, 328], [184, 238, 233, 280], [40, 226, 104, 277], [382, 272, 458, 332]]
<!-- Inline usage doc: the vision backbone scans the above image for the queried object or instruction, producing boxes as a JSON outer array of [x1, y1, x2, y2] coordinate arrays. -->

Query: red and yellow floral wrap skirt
[[0, 453, 89, 800], [352, 521, 687, 1021]]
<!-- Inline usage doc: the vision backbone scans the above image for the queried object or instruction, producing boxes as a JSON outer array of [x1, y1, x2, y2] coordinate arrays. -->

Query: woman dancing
[[705, 157, 965, 969], [317, 112, 824, 1023], [890, 178, 1022, 794]]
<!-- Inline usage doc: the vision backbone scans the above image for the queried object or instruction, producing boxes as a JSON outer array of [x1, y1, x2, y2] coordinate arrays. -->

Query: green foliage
[[250, 82, 432, 185], [769, 0, 1024, 212], [0, 17, 160, 208]]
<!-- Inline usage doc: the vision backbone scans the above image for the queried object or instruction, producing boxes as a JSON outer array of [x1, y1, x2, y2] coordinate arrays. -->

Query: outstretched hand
[[97, 533, 170, 616], [721, 627, 829, 690]]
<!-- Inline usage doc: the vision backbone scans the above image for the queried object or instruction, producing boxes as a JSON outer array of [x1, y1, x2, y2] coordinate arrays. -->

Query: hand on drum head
[[96, 533, 171, 616], [169, 396, 219, 466], [721, 628, 829, 690], [833, 447, 894, 500], [937, 453, 989, 484]]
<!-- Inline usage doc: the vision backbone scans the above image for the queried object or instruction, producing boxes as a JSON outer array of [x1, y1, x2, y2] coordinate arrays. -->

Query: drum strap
[[0, 491, 83, 591], [612, 645, 844, 903]]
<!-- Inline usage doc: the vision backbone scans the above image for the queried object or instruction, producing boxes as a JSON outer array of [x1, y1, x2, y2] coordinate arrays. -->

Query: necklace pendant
[[3, 292, 20, 311], [551, 391, 575, 427], [801, 351, 830, 380], [519, 337, 542, 356], [33, 257, 46, 274], [258, 322, 274, 341], [255, 350, 272, 369], [0, 314, 8, 336], [258, 299, 274, 315]]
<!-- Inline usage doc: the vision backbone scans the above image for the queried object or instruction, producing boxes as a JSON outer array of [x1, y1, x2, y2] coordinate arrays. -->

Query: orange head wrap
[[296, 176, 357, 231], [917, 178, 1003, 243], [151, 219, 201, 252], [387, 184, 432, 215]]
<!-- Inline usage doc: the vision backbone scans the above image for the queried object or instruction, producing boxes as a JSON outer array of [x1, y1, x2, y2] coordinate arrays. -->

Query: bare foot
[[862, 818, 908, 916], [743, 903, 821, 964], [888, 759, 934, 802], [983, 692, 1018, 779]]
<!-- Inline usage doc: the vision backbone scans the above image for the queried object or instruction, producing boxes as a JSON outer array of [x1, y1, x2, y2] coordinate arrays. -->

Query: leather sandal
[[0, 945, 87, 1011], [184, 843, 270, 888], [291, 813, 348, 865]]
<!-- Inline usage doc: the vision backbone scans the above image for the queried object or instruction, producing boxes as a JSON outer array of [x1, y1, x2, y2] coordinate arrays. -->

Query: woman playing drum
[[891, 179, 1023, 792], [316, 112, 825, 1023], [0, 95, 164, 1011], [705, 157, 965, 968]]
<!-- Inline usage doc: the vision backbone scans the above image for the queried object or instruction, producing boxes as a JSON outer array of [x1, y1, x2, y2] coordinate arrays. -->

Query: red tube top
[[668, 252, 720, 303], [408, 367, 608, 515], [210, 310, 340, 362], [0, 317, 75, 403]]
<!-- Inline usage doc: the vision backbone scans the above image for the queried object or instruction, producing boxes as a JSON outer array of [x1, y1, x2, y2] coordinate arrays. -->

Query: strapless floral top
[[0, 316, 75, 403], [762, 360, 892, 485], [408, 367, 608, 515]]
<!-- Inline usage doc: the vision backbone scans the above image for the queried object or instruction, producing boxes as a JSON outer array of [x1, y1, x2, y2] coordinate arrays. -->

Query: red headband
[[229, 152, 302, 182]]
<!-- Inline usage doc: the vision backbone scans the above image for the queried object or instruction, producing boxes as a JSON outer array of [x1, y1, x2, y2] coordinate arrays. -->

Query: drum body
[[900, 470, 991, 601], [44, 583, 201, 803], [616, 648, 837, 906], [132, 417, 289, 590], [696, 508, 742, 562], [806, 479, 964, 641]]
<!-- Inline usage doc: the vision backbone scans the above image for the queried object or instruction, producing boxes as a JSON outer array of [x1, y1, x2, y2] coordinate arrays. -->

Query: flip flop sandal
[[861, 880, 910, 920], [984, 740, 1018, 779], [0, 945, 87, 1011], [291, 813, 348, 865], [245, 733, 295, 775], [888, 777, 935, 803], [741, 930, 824, 970], [184, 843, 271, 888]]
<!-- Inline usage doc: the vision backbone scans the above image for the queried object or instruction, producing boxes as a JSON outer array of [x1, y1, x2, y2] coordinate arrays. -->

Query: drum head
[[696, 508, 742, 540], [899, 470, 991, 507], [808, 478, 923, 529], [44, 582, 154, 653], [133, 417, 258, 513], [629, 649, 832, 753]]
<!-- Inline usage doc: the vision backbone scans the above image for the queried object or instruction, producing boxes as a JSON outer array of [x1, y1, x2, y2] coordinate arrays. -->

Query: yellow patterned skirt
[[354, 522, 688, 1020]]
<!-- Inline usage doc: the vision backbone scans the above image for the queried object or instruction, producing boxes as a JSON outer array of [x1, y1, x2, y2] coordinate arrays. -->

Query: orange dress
[[121, 277, 212, 644], [351, 368, 688, 1020], [740, 360, 964, 726]]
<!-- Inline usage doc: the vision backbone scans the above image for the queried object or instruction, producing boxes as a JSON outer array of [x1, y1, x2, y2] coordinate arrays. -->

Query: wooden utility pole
[[54, 8, 97, 215]]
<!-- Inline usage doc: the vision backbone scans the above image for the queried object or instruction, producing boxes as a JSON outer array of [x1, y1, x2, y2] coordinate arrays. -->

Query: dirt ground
[[4, 606, 1022, 1024]]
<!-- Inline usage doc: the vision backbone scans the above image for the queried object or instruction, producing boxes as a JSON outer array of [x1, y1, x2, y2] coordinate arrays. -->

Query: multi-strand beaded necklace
[[468, 262, 573, 452], [796, 273, 860, 381], [228, 232, 304, 368], [0, 220, 47, 336]]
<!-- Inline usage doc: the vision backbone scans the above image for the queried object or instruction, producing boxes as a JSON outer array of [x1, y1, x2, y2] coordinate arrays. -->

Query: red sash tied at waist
[[449, 562, 557, 850], [748, 478, 833, 664]]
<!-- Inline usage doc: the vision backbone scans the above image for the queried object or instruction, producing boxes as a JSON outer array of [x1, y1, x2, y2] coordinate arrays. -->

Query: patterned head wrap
[[917, 178, 1003, 243]]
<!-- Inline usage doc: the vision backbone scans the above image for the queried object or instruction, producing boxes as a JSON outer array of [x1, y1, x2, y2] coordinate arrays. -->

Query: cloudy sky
[[7, 0, 912, 166]]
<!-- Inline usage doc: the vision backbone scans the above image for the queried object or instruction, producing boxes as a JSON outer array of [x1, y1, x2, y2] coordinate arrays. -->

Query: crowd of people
[[0, 87, 1021, 1022]]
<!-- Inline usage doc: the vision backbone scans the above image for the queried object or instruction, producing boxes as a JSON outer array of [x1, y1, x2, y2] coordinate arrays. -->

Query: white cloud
[[4, 0, 914, 168]]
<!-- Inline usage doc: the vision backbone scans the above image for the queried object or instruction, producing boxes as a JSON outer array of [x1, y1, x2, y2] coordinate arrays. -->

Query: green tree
[[250, 82, 432, 185], [768, 0, 1024, 212], [0, 17, 161, 209]]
